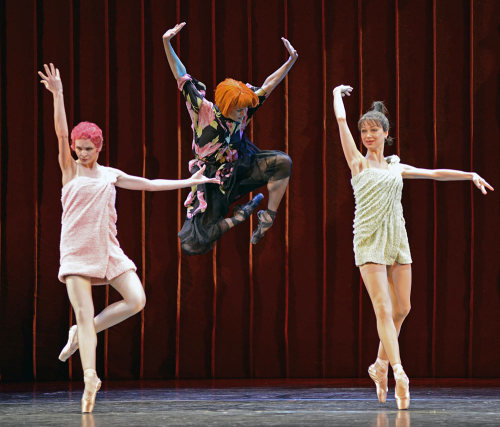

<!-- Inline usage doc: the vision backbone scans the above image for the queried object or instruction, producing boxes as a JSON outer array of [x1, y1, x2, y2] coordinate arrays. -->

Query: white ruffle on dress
[[351, 155, 412, 266]]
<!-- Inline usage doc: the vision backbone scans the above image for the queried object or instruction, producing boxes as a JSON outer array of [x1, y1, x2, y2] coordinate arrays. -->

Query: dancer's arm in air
[[332, 84, 366, 175], [38, 63, 76, 184], [259, 37, 298, 95], [162, 22, 187, 80]]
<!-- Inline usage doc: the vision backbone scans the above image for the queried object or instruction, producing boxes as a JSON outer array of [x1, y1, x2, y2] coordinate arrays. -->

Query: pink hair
[[70, 121, 103, 152]]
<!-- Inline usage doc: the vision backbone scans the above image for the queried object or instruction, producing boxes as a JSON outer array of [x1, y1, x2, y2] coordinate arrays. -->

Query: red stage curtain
[[0, 0, 498, 381]]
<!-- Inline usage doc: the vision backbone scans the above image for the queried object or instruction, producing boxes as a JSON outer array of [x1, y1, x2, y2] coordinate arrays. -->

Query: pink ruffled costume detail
[[58, 165, 136, 284]]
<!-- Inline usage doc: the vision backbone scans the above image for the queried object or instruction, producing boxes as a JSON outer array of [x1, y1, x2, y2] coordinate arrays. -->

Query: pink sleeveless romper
[[58, 164, 136, 284]]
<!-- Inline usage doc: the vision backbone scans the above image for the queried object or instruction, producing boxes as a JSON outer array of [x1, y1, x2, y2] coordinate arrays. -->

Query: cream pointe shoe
[[368, 358, 389, 403], [58, 325, 79, 362], [392, 363, 410, 410], [81, 369, 102, 413]]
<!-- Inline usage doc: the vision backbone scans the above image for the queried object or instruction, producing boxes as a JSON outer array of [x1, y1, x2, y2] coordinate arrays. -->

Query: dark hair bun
[[370, 101, 388, 115]]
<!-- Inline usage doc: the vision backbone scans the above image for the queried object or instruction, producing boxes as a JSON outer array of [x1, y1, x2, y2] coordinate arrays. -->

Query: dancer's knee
[[127, 291, 146, 314], [73, 305, 95, 326], [373, 301, 393, 322], [393, 304, 411, 323], [276, 153, 292, 177]]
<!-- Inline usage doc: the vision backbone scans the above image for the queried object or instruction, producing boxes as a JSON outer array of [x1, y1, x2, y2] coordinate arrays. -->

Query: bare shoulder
[[102, 165, 127, 178]]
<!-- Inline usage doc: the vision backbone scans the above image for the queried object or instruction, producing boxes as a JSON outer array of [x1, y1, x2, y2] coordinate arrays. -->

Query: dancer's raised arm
[[38, 63, 74, 179], [333, 85, 364, 174], [162, 22, 187, 80], [401, 165, 493, 195], [260, 38, 298, 95]]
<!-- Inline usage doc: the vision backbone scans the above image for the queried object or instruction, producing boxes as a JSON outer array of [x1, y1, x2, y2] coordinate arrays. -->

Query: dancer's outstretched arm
[[333, 85, 365, 174], [260, 38, 298, 95], [38, 63, 75, 182], [162, 22, 187, 80], [401, 165, 494, 195], [115, 165, 220, 191]]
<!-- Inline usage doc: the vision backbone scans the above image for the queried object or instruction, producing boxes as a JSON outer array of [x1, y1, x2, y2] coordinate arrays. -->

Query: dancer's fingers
[[483, 180, 494, 191], [50, 63, 56, 74]]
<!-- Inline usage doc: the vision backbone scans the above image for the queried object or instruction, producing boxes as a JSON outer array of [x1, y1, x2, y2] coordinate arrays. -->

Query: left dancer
[[163, 22, 297, 255], [38, 63, 219, 413]]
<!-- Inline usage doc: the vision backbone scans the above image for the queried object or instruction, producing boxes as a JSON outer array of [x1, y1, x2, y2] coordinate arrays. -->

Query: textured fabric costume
[[351, 155, 412, 266], [177, 74, 292, 255], [58, 164, 136, 283]]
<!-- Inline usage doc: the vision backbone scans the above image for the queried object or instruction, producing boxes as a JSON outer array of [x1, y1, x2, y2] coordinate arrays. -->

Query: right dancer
[[332, 84, 493, 409]]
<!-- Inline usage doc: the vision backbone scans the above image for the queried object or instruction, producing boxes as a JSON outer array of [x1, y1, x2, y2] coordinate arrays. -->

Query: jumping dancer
[[38, 63, 219, 413], [163, 22, 297, 255], [332, 84, 493, 409]]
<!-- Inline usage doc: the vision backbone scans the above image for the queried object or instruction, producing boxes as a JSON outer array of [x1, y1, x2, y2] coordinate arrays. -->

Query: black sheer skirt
[[178, 136, 292, 255]]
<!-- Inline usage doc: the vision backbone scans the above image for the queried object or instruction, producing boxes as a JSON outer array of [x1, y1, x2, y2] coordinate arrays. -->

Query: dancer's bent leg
[[267, 176, 289, 211], [218, 192, 264, 234], [61, 271, 145, 360], [93, 270, 146, 333]]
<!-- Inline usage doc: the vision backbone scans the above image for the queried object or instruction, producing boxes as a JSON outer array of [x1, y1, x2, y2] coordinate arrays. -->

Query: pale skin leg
[[93, 270, 146, 333], [65, 276, 96, 371], [67, 271, 146, 351], [359, 263, 402, 366], [376, 263, 412, 360], [255, 176, 290, 230], [267, 177, 289, 211]]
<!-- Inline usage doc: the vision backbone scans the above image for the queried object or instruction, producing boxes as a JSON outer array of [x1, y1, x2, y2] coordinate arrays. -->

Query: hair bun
[[370, 101, 388, 115]]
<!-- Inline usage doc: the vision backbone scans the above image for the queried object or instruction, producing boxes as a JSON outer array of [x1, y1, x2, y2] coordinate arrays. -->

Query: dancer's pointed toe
[[58, 325, 79, 362], [368, 358, 389, 403], [81, 369, 101, 413], [393, 364, 410, 410]]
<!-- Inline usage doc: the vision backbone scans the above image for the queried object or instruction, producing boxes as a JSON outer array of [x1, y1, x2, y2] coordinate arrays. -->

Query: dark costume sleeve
[[177, 74, 209, 114]]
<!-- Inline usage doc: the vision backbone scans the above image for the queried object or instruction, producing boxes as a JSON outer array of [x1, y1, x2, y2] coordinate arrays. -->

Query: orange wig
[[215, 78, 259, 117]]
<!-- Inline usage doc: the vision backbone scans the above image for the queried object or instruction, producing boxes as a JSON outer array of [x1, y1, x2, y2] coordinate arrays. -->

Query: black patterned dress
[[177, 74, 292, 255]]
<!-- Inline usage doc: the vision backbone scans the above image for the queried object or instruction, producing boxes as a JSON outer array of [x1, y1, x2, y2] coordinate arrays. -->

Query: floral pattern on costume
[[177, 74, 292, 255], [177, 74, 267, 217]]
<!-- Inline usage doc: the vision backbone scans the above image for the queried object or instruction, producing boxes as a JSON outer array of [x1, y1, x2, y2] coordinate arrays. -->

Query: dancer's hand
[[281, 38, 298, 61], [471, 173, 494, 194], [38, 63, 63, 95], [333, 85, 353, 97], [190, 165, 221, 185], [162, 22, 186, 41]]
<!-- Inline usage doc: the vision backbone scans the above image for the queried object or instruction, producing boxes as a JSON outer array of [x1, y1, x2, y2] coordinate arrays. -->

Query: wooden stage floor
[[1, 380, 499, 426]]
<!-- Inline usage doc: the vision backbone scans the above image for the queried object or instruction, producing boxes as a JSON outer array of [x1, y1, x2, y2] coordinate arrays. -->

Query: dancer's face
[[360, 121, 388, 150], [227, 106, 247, 122], [75, 139, 99, 167]]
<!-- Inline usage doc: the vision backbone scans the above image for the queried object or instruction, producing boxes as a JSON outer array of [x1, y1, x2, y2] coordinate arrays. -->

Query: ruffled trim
[[385, 155, 400, 165], [177, 74, 192, 91]]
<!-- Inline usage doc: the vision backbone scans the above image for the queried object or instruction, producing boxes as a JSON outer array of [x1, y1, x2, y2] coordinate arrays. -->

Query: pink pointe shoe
[[368, 358, 389, 403], [58, 325, 79, 362], [82, 369, 102, 413], [392, 363, 410, 410]]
